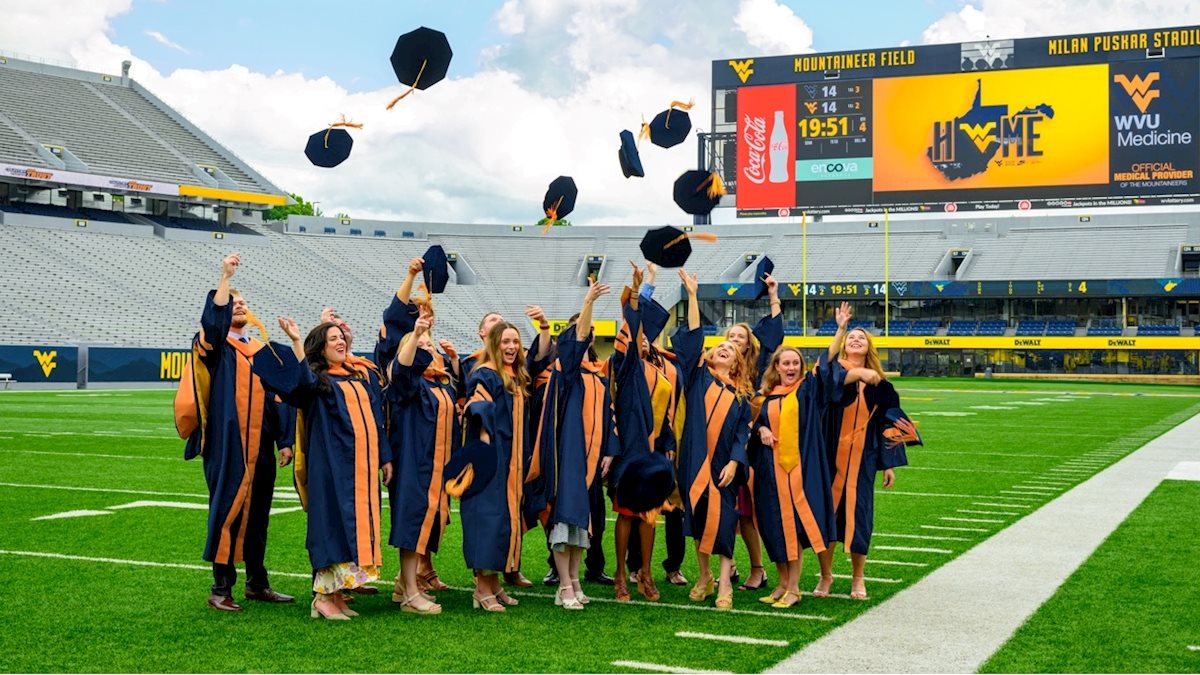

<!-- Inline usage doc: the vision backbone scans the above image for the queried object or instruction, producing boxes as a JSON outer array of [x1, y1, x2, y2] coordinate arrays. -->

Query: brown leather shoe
[[614, 576, 631, 602], [244, 588, 295, 603], [345, 585, 378, 596], [504, 571, 534, 588], [207, 594, 243, 612]]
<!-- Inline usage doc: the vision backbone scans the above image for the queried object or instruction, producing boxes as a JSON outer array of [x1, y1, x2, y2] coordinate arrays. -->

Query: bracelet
[[539, 323, 550, 330]]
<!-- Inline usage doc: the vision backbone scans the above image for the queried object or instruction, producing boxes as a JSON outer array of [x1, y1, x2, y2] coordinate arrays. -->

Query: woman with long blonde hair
[[748, 345, 837, 608], [462, 321, 533, 612], [674, 268, 753, 610], [815, 302, 914, 601]]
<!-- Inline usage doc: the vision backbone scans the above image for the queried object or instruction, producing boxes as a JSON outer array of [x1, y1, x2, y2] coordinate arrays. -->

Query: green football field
[[0, 379, 1198, 673]]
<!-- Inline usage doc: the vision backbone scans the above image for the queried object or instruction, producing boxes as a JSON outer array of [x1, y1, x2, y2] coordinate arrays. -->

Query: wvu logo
[[723, 284, 741, 296], [729, 59, 754, 84], [33, 349, 57, 378], [787, 283, 803, 297], [804, 101, 818, 114], [958, 122, 997, 153], [1113, 72, 1160, 113]]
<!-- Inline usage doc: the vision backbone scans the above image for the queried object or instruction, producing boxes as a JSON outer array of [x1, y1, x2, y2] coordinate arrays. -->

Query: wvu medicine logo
[[1113, 73, 1160, 113], [927, 79, 1055, 181], [33, 349, 57, 377], [729, 59, 754, 84]]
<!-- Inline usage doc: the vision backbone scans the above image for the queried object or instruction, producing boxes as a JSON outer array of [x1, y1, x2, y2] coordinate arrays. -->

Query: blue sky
[[112, 0, 962, 92]]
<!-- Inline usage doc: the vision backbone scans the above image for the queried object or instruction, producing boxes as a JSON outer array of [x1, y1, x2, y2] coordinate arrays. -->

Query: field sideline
[[1, 379, 1198, 673]]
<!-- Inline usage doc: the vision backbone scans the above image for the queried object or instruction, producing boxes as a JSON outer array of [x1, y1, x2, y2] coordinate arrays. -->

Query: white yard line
[[873, 545, 951, 554], [940, 517, 1003, 524], [4, 450, 182, 461], [957, 509, 1020, 517], [875, 532, 972, 542], [674, 631, 788, 647], [815, 573, 902, 584], [612, 660, 732, 674], [920, 525, 988, 533], [972, 502, 1031, 509], [0, 481, 300, 501], [768, 410, 1200, 674], [31, 510, 115, 521]]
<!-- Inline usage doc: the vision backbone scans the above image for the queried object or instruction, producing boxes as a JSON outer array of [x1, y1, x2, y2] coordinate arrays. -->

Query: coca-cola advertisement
[[736, 84, 795, 210]]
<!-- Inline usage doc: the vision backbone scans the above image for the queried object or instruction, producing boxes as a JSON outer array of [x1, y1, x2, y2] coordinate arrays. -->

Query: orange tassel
[[386, 59, 429, 110], [690, 232, 719, 243], [542, 196, 564, 235], [703, 172, 726, 199], [323, 114, 364, 148], [639, 115, 651, 143], [242, 308, 283, 365], [664, 97, 695, 129]]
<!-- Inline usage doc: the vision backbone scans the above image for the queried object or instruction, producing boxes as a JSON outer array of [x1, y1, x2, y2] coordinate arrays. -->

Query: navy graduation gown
[[673, 325, 752, 558], [462, 365, 529, 573], [386, 330, 459, 556], [748, 355, 838, 563]]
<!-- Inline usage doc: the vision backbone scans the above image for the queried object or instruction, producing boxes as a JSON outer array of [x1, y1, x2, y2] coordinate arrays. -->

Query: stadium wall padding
[[0, 345, 79, 383]]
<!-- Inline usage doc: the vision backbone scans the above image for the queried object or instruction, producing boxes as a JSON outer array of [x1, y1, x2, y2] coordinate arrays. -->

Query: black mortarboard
[[543, 175, 578, 221], [389, 27, 452, 91], [642, 297, 671, 342], [618, 129, 644, 178], [639, 225, 719, 269], [673, 170, 725, 216], [614, 452, 677, 514], [250, 341, 302, 395], [752, 255, 775, 300], [646, 100, 694, 149], [444, 438, 497, 499], [422, 244, 449, 294], [304, 128, 354, 168]]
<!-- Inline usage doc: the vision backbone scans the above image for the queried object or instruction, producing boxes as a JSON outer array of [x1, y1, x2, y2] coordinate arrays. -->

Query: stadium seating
[[1087, 320, 1123, 336], [1015, 320, 1047, 336], [1046, 320, 1076, 336], [977, 320, 1007, 336], [908, 319, 941, 336], [1137, 324, 1181, 336], [947, 320, 977, 336], [883, 320, 911, 335]]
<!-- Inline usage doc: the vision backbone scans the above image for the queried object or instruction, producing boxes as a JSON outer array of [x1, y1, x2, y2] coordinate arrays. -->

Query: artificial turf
[[0, 379, 1197, 673]]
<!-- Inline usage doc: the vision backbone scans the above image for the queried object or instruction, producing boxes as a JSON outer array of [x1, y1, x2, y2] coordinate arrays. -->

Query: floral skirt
[[313, 561, 380, 594]]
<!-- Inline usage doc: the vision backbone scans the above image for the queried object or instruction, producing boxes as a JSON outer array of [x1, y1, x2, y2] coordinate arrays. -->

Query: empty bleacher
[[1087, 319, 1123, 336], [947, 320, 977, 336], [977, 320, 1007, 336], [1015, 320, 1048, 336]]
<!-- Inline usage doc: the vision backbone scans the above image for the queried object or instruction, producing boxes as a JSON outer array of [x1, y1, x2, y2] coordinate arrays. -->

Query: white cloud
[[734, 0, 815, 55], [922, 0, 1200, 44], [0, 0, 823, 225], [144, 30, 189, 54]]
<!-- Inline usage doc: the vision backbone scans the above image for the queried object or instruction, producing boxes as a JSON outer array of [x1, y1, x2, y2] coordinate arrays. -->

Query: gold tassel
[[542, 196, 564, 235], [705, 172, 726, 199], [323, 114, 364, 149], [639, 114, 651, 143], [386, 58, 429, 110], [243, 308, 283, 365], [663, 97, 694, 129]]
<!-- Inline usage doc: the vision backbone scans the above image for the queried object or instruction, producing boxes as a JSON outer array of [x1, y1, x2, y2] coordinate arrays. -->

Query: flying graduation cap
[[541, 175, 578, 233], [304, 116, 364, 168], [751, 255, 775, 300], [642, 99, 694, 149], [673, 169, 726, 216], [444, 438, 498, 499], [618, 129, 644, 178], [639, 225, 719, 269], [613, 452, 676, 514], [422, 244, 450, 294], [387, 27, 453, 109]]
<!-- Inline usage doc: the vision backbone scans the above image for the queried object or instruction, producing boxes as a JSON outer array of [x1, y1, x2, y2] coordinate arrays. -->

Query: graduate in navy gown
[[724, 275, 783, 592], [748, 346, 838, 608], [537, 280, 612, 610], [814, 302, 918, 601], [462, 321, 534, 612], [175, 252, 296, 612], [673, 269, 755, 610], [385, 300, 459, 615], [258, 317, 393, 621]]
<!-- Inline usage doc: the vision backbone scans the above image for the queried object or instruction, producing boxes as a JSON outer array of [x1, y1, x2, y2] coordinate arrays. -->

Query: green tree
[[264, 192, 323, 221]]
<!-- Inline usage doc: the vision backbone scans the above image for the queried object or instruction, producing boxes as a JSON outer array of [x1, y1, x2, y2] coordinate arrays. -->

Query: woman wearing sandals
[[673, 268, 754, 610], [462, 320, 534, 612], [538, 280, 612, 610], [723, 270, 784, 593], [748, 346, 838, 608], [258, 317, 393, 621], [815, 302, 915, 601], [384, 298, 458, 615]]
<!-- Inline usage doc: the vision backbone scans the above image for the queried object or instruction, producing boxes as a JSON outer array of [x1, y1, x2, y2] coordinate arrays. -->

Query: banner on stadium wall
[[702, 335, 1200, 350], [540, 319, 618, 338], [87, 347, 191, 382], [0, 345, 78, 383], [0, 163, 179, 196]]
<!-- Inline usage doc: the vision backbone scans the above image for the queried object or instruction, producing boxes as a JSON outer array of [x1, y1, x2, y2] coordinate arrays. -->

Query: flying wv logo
[[729, 59, 755, 84], [33, 349, 57, 378]]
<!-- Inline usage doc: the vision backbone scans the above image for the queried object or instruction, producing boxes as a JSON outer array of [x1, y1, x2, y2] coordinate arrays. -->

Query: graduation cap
[[751, 255, 775, 300], [387, 26, 453, 109], [422, 244, 449, 294], [614, 452, 677, 514], [883, 406, 923, 447], [250, 341, 302, 395], [673, 170, 726, 216], [639, 225, 718, 268], [618, 129, 644, 178], [643, 99, 694, 149], [642, 297, 671, 342], [444, 439, 497, 499], [541, 175, 578, 234], [304, 116, 364, 168]]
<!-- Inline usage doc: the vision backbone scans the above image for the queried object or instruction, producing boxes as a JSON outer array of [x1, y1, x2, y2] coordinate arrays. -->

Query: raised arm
[[576, 278, 611, 342], [526, 304, 552, 362], [398, 308, 432, 368], [827, 301, 851, 362], [278, 316, 305, 361], [397, 256, 423, 304], [213, 252, 239, 308], [680, 268, 699, 330], [766, 273, 781, 318]]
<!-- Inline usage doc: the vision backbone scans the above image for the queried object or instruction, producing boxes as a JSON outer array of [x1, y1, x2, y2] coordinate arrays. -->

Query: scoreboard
[[716, 26, 1200, 217]]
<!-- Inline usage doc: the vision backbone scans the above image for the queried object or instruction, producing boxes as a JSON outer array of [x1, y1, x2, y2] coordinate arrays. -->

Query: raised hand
[[408, 257, 424, 276], [585, 278, 611, 305], [414, 314, 432, 335], [764, 273, 779, 298], [835, 301, 852, 330], [678, 268, 698, 295], [629, 259, 644, 288], [277, 316, 301, 342], [320, 307, 337, 325], [526, 305, 547, 326], [645, 261, 658, 285], [221, 252, 241, 278], [438, 339, 458, 359]]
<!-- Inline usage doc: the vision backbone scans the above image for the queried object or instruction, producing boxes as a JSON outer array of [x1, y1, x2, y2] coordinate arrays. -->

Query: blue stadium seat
[[702, 325, 719, 336], [1015, 320, 1047, 336], [815, 320, 838, 336], [909, 320, 941, 336], [947, 320, 977, 336], [977, 320, 1007, 336], [1087, 319, 1122, 336]]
